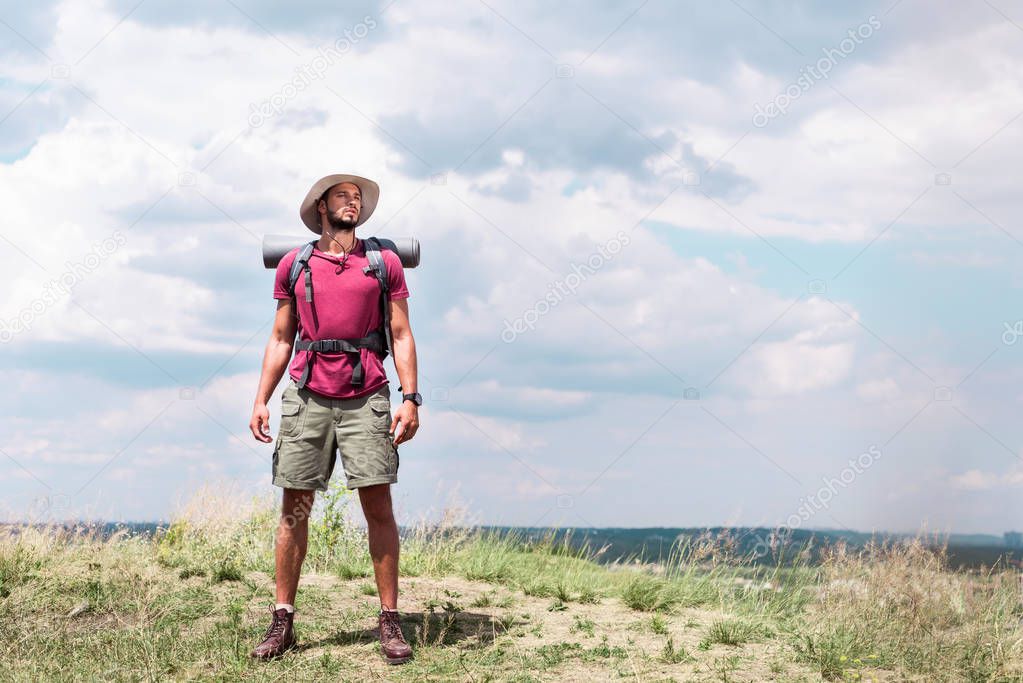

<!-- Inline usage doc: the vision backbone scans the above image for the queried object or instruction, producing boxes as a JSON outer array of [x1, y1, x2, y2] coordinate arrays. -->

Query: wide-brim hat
[[299, 173, 380, 234]]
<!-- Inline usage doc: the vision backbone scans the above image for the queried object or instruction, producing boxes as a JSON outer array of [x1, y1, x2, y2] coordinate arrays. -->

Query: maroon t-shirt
[[273, 239, 410, 399]]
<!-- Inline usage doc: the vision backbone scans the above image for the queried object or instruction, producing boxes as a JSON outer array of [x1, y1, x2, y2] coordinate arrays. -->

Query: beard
[[326, 209, 357, 232]]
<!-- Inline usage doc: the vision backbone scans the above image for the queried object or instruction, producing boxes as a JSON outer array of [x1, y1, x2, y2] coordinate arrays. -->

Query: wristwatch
[[402, 392, 423, 406]]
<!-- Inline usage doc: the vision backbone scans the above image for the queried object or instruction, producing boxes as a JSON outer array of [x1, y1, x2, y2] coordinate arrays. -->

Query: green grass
[[621, 573, 685, 611], [700, 618, 768, 647], [2, 484, 1022, 681], [570, 614, 595, 636], [660, 636, 695, 664]]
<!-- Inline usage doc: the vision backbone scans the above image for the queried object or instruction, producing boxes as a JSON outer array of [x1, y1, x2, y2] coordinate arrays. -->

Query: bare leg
[[275, 488, 316, 605], [358, 484, 399, 610]]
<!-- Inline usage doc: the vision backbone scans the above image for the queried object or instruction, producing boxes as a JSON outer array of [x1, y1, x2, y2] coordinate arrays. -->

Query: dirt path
[[235, 570, 839, 682]]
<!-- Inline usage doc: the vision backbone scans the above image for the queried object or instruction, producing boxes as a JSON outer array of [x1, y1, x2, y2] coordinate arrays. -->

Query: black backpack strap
[[288, 241, 316, 303], [362, 236, 393, 358], [295, 332, 385, 388]]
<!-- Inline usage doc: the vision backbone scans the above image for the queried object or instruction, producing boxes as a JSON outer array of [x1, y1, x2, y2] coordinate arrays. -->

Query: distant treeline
[[477, 526, 1023, 571], [5, 522, 1020, 570]]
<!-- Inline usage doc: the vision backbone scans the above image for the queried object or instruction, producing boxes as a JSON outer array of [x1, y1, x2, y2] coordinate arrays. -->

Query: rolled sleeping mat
[[262, 234, 421, 269]]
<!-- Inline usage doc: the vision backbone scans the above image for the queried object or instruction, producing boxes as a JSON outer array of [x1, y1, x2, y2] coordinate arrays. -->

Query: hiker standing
[[248, 173, 422, 664]]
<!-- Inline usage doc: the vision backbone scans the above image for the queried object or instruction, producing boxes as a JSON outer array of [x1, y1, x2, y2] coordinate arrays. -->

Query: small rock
[[67, 601, 90, 618]]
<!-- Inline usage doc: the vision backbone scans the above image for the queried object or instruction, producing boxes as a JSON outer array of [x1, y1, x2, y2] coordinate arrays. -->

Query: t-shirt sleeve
[[385, 250, 410, 301], [273, 250, 297, 300]]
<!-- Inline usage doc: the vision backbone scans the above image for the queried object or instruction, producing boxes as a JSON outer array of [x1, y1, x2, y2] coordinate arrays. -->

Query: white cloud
[[736, 339, 855, 397], [426, 408, 547, 454], [856, 377, 901, 402], [951, 466, 1023, 491]]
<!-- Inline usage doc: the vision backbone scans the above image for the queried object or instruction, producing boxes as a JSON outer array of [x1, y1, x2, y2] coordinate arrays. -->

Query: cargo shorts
[[272, 379, 399, 491]]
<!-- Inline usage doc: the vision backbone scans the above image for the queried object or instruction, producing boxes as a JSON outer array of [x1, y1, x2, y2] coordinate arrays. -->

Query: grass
[[700, 618, 768, 647], [2, 482, 1023, 681], [649, 613, 668, 634], [661, 636, 694, 664]]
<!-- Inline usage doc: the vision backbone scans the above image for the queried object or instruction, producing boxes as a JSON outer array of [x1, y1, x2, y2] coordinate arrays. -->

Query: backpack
[[286, 236, 393, 390]]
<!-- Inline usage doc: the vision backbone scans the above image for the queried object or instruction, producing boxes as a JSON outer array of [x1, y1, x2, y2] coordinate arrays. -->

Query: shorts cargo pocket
[[280, 395, 304, 438], [367, 396, 391, 434]]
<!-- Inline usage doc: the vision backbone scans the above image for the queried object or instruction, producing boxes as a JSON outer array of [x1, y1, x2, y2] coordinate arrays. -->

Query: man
[[248, 173, 421, 665]]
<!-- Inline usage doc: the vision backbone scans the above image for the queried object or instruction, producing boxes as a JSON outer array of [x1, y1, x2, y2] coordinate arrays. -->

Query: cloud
[[902, 249, 1003, 269], [425, 408, 548, 454], [440, 379, 592, 422], [0, 79, 79, 161], [377, 74, 755, 201], [0, 1, 60, 59], [734, 338, 855, 397], [951, 466, 1023, 491], [105, 0, 392, 38], [856, 377, 901, 402], [470, 171, 533, 202]]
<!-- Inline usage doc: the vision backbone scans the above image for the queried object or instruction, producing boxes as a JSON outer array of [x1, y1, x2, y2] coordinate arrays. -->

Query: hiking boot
[[378, 609, 413, 664], [250, 604, 297, 660]]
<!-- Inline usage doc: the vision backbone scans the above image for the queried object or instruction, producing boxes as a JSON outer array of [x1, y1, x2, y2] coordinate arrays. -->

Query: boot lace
[[262, 605, 288, 641], [381, 611, 404, 641]]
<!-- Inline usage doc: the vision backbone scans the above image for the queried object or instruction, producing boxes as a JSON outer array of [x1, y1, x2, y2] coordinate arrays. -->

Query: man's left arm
[[389, 297, 419, 445]]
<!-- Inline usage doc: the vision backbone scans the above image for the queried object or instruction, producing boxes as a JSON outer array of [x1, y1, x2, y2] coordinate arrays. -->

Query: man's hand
[[390, 402, 419, 446], [251, 403, 273, 443]]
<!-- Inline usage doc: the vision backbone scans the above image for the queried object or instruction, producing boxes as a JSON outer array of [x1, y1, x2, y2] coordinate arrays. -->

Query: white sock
[[275, 603, 295, 613], [381, 607, 398, 613]]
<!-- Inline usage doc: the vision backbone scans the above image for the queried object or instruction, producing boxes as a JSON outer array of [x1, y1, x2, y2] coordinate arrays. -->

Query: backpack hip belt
[[294, 330, 385, 389]]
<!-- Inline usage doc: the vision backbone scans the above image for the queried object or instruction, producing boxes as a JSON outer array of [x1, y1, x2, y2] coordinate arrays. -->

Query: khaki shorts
[[272, 380, 399, 491]]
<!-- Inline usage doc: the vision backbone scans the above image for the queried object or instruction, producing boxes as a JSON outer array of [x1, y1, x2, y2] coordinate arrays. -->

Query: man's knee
[[280, 488, 316, 528], [358, 484, 393, 525]]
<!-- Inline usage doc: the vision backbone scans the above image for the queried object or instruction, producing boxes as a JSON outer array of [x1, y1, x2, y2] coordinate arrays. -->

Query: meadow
[[2, 483, 1022, 682]]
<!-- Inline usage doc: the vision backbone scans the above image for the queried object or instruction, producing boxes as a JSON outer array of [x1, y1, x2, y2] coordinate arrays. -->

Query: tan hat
[[299, 173, 380, 234]]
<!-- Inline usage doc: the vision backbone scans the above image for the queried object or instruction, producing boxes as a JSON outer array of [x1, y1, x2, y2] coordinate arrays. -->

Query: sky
[[1, 0, 1022, 535]]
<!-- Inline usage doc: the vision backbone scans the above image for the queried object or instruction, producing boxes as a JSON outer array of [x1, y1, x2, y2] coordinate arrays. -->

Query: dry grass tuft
[[795, 538, 1023, 680]]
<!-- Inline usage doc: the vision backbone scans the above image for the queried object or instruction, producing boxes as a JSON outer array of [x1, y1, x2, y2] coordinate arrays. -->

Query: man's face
[[320, 182, 362, 229]]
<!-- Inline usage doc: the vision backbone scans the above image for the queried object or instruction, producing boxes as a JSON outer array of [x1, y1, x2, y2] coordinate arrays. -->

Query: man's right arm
[[250, 298, 298, 443]]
